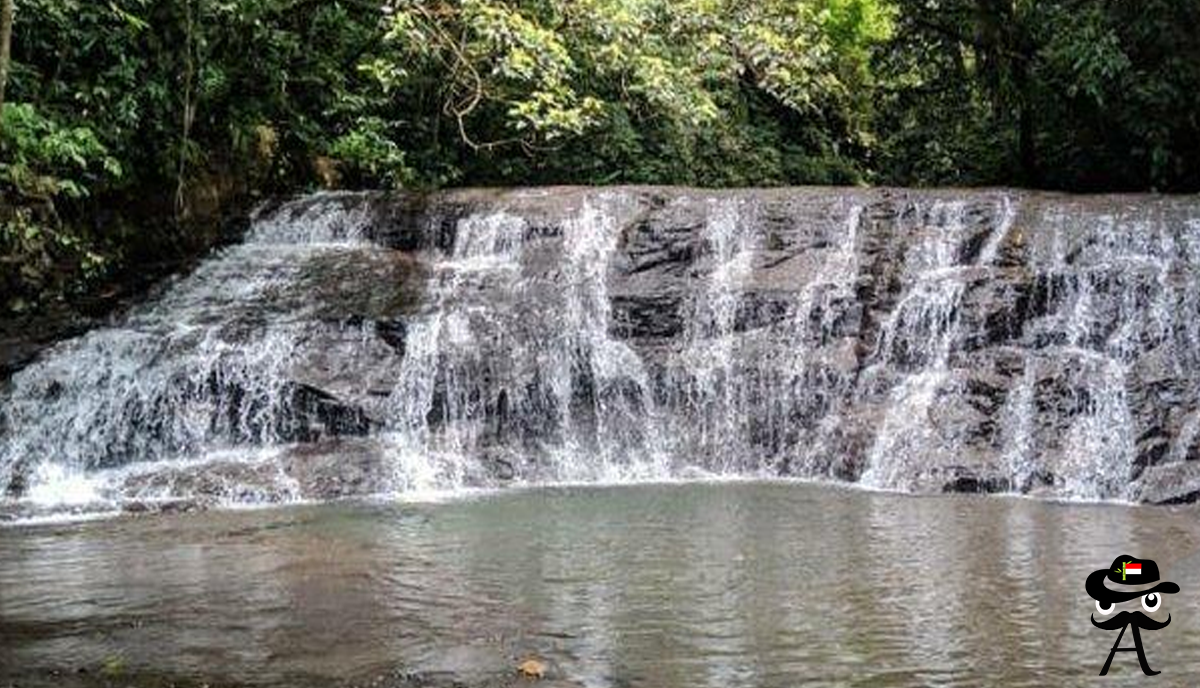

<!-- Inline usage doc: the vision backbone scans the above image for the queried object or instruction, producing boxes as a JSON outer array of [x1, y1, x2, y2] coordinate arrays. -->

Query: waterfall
[[674, 198, 757, 472], [0, 192, 394, 512], [860, 201, 971, 491], [4, 188, 1200, 518]]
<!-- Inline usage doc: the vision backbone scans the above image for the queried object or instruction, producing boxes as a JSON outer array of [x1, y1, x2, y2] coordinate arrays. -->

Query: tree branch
[[0, 0, 15, 123]]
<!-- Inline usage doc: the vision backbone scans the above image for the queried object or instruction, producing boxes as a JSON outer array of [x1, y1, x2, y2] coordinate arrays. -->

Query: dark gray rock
[[1130, 461, 1200, 505], [280, 438, 392, 499], [5, 187, 1200, 507]]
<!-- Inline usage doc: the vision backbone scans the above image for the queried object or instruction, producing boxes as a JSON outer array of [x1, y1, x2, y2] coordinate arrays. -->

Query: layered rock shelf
[[4, 188, 1200, 514]]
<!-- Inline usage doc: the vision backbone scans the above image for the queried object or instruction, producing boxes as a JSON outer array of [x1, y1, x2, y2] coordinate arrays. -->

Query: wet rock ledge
[[4, 187, 1200, 507]]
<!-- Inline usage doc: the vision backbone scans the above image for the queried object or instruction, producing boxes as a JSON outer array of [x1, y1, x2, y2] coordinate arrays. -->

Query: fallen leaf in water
[[517, 658, 546, 679]]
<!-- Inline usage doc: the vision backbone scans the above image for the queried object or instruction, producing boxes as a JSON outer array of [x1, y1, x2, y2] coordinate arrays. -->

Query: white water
[[0, 193, 389, 512], [4, 189, 1200, 518], [860, 201, 972, 490]]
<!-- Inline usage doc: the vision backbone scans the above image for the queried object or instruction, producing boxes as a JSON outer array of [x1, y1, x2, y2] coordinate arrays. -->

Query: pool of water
[[3, 482, 1200, 687]]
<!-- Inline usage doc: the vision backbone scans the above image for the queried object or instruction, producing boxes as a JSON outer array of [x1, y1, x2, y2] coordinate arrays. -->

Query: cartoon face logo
[[1086, 555, 1179, 676]]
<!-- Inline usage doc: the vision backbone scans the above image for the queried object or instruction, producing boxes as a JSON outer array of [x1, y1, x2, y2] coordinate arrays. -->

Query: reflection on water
[[2, 482, 1200, 687]]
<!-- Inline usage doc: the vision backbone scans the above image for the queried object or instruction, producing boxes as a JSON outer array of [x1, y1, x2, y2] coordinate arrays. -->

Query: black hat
[[1086, 554, 1179, 604]]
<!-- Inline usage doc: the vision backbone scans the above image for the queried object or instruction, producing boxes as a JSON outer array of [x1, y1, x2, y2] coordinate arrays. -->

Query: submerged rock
[[117, 438, 396, 507], [280, 438, 393, 499]]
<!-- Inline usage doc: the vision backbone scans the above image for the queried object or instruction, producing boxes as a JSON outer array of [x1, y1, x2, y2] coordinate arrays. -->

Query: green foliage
[[1, 104, 116, 311], [327, 117, 414, 188], [5, 0, 1198, 198], [99, 654, 126, 679], [1, 103, 121, 199], [873, 0, 1200, 191], [369, 0, 892, 185], [3, 0, 390, 312], [2, 0, 1199, 314]]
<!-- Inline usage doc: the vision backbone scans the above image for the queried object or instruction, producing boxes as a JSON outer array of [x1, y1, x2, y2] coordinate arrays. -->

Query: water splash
[[3, 188, 1199, 518], [675, 198, 757, 472], [860, 201, 970, 490], [0, 198, 394, 511], [997, 362, 1037, 491]]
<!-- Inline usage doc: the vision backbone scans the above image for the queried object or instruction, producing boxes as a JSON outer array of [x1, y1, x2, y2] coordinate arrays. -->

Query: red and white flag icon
[[1126, 563, 1142, 575]]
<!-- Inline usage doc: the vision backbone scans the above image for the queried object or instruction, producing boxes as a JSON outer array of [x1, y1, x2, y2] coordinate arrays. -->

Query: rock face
[[4, 187, 1200, 513]]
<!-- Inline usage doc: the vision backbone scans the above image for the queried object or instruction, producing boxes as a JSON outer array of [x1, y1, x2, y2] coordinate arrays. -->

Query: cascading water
[[4, 187, 1200, 519], [860, 201, 973, 490], [0, 193, 402, 515]]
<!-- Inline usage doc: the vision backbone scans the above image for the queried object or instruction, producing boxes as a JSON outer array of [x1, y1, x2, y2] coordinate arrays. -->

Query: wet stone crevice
[[4, 187, 1200, 515]]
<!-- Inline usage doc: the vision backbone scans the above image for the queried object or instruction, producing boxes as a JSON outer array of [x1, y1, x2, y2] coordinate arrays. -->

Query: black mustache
[[1091, 610, 1171, 631]]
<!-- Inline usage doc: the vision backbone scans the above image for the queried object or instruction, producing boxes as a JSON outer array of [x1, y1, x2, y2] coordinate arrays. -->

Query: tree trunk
[[1010, 8, 1039, 188], [0, 0, 14, 121], [1016, 70, 1038, 187]]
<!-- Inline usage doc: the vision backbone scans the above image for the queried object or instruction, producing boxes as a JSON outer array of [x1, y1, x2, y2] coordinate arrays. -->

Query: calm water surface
[[3, 482, 1200, 687]]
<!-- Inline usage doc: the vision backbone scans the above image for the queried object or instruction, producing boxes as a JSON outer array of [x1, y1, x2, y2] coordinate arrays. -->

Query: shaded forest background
[[1, 0, 1199, 316]]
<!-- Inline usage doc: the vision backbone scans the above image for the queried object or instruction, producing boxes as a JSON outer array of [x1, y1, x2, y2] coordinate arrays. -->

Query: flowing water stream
[[4, 188, 1200, 517]]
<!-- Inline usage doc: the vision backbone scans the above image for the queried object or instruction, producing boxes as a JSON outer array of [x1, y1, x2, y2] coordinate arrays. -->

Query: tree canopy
[[2, 0, 1199, 312]]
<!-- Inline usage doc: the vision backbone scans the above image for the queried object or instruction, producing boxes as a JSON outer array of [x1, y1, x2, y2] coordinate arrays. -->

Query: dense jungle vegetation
[[1, 0, 1198, 315]]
